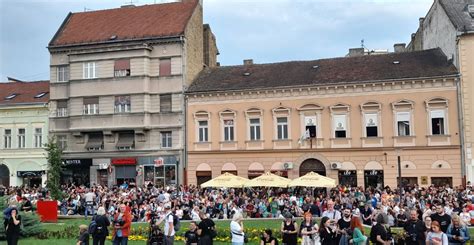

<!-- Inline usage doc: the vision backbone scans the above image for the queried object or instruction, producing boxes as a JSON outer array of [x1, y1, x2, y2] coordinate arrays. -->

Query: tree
[[45, 137, 64, 201]]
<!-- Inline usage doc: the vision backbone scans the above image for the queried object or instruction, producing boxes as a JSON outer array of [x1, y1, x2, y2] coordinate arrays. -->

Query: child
[[77, 224, 89, 245]]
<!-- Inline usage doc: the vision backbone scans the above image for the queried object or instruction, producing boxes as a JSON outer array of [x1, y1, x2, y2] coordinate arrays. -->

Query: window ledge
[[426, 134, 451, 137], [330, 138, 352, 140], [392, 136, 415, 139], [361, 137, 383, 140], [245, 140, 264, 143], [194, 142, 211, 144], [272, 139, 291, 142], [219, 141, 237, 144]]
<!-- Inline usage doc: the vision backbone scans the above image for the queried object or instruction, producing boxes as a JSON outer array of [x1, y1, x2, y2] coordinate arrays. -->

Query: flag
[[298, 129, 310, 144]]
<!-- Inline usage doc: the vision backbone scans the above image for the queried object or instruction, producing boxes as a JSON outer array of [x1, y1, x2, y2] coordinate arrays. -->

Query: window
[[249, 118, 261, 140], [83, 62, 96, 79], [115, 96, 131, 113], [34, 128, 42, 148], [159, 58, 171, 76], [430, 110, 446, 135], [57, 100, 68, 117], [4, 129, 11, 149], [83, 97, 99, 115], [198, 121, 208, 142], [85, 132, 103, 151], [57, 65, 69, 82], [333, 114, 347, 138], [396, 112, 411, 136], [5, 94, 16, 100], [223, 119, 234, 141], [18, 128, 25, 148], [57, 135, 67, 150], [364, 113, 378, 137], [34, 92, 48, 98], [161, 131, 172, 148], [114, 59, 130, 77], [160, 94, 172, 113], [277, 117, 288, 139], [116, 131, 134, 150]]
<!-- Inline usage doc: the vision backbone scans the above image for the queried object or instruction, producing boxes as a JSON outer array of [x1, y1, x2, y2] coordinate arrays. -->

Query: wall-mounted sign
[[112, 158, 136, 165], [17, 171, 44, 177], [154, 157, 164, 167], [63, 159, 92, 166], [421, 176, 428, 185]]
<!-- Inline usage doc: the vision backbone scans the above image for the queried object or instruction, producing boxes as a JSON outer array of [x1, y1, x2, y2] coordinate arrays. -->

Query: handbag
[[209, 227, 217, 238]]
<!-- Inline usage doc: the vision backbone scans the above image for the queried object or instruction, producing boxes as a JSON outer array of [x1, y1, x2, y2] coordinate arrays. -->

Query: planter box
[[36, 200, 58, 222]]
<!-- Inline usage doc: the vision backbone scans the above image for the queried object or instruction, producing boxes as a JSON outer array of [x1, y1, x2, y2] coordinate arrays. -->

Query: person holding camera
[[404, 209, 426, 245], [184, 221, 199, 245], [112, 204, 132, 245]]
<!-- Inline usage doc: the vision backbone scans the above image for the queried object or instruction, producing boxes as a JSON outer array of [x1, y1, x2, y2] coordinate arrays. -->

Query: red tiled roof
[[188, 48, 459, 93], [0, 81, 49, 106], [49, 0, 198, 47]]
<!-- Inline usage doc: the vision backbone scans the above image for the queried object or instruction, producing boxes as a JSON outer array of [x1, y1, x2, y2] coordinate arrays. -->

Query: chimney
[[393, 43, 406, 53], [243, 59, 254, 65], [419, 17, 425, 29], [348, 48, 365, 57]]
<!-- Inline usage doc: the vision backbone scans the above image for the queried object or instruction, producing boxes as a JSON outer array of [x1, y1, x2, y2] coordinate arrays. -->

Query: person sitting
[[184, 221, 199, 245]]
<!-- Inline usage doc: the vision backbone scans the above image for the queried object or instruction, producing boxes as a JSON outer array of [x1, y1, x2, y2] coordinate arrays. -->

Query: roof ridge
[[70, 1, 195, 15]]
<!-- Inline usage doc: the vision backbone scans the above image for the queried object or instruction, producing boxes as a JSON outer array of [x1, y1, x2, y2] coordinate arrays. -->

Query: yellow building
[[185, 49, 462, 189]]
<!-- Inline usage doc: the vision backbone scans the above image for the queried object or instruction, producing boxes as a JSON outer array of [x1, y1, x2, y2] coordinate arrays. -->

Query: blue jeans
[[113, 236, 128, 245], [85, 204, 94, 219]]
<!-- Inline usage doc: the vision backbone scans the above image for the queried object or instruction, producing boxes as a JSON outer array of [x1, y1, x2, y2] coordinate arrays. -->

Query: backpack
[[88, 219, 97, 235], [167, 213, 180, 232]]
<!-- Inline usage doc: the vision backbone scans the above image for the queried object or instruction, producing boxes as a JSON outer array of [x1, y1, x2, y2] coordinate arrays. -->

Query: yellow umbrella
[[288, 171, 336, 188], [244, 172, 291, 188], [200, 172, 249, 188]]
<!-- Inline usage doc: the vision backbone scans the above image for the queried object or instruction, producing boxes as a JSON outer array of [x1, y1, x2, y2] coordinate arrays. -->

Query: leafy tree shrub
[[45, 138, 65, 201]]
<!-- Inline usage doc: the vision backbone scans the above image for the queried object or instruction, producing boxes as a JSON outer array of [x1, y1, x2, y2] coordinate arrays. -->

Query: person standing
[[5, 208, 21, 245], [431, 204, 451, 233], [319, 216, 338, 245], [163, 203, 175, 245], [446, 214, 470, 245], [349, 216, 367, 245], [426, 221, 448, 245], [300, 212, 319, 245], [197, 211, 216, 245], [112, 204, 132, 245], [230, 212, 245, 245], [85, 189, 96, 219], [77, 224, 89, 245], [404, 209, 426, 245], [281, 212, 298, 245], [370, 214, 392, 245], [92, 207, 110, 245], [337, 208, 352, 245]]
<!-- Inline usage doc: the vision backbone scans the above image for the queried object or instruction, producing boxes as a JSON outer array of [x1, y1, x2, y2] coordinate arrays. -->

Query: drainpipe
[[180, 35, 188, 186], [455, 35, 466, 186]]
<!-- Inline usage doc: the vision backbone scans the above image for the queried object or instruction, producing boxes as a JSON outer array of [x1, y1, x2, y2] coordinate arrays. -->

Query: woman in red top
[[112, 204, 132, 245]]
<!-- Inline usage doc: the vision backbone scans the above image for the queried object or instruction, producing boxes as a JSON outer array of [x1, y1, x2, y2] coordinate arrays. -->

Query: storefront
[[431, 177, 453, 187], [139, 156, 178, 187], [112, 158, 137, 186], [364, 170, 384, 189], [338, 170, 357, 187], [61, 159, 92, 186], [17, 171, 44, 187]]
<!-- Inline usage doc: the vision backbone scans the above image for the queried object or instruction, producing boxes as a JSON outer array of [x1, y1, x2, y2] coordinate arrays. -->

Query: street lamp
[[395, 148, 403, 195]]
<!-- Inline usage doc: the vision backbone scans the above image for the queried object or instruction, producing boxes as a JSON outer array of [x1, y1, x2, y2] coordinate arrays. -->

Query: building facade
[[48, 0, 218, 187], [186, 49, 462, 189], [406, 0, 474, 183], [0, 79, 49, 187]]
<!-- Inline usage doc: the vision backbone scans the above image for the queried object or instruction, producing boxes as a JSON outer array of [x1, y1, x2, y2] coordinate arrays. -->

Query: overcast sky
[[0, 0, 433, 81]]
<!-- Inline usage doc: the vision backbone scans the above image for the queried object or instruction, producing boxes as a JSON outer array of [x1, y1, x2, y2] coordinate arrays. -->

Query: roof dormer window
[[5, 94, 17, 100], [34, 92, 48, 98]]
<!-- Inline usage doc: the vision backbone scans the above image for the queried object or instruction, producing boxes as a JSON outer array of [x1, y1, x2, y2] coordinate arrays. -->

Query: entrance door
[[431, 177, 453, 187], [196, 171, 212, 186], [0, 165, 9, 187], [299, 158, 326, 176], [97, 170, 108, 187], [364, 170, 384, 189]]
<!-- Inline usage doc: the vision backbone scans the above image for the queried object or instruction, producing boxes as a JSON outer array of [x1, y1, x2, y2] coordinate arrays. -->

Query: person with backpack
[[370, 213, 392, 245], [162, 203, 176, 245], [91, 207, 110, 245]]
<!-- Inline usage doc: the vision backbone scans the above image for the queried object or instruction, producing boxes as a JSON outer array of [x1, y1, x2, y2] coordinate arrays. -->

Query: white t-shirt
[[230, 221, 244, 243], [164, 212, 175, 236]]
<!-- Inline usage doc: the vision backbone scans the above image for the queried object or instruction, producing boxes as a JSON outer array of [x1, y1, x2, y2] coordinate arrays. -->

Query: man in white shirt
[[322, 200, 341, 223], [84, 189, 96, 219], [161, 203, 175, 245]]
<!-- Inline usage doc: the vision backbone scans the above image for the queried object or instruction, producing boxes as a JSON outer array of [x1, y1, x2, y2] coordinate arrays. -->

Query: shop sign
[[154, 157, 164, 167], [364, 170, 382, 176], [63, 159, 92, 166], [99, 163, 109, 170], [17, 171, 44, 177], [339, 170, 356, 176], [112, 158, 136, 165]]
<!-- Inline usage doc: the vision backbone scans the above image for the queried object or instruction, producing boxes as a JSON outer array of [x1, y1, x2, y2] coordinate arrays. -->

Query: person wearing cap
[[281, 212, 298, 245], [163, 203, 175, 244]]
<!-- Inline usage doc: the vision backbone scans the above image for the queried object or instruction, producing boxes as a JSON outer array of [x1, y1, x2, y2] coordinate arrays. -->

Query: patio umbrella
[[288, 171, 336, 188], [244, 172, 291, 188], [200, 172, 249, 188]]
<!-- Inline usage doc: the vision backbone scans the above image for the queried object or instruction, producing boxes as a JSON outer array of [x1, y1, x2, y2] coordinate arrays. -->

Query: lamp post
[[396, 148, 402, 195]]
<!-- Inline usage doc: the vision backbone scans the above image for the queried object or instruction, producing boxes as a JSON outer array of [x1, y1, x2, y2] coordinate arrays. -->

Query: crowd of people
[[1, 182, 474, 244]]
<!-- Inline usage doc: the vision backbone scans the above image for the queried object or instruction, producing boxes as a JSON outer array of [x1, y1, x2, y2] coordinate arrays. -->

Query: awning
[[116, 133, 134, 148], [85, 134, 103, 149]]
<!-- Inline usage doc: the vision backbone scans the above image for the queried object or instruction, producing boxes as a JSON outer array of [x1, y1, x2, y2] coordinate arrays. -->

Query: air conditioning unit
[[283, 162, 293, 170], [330, 162, 342, 170]]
